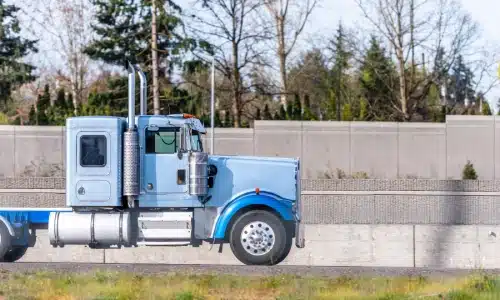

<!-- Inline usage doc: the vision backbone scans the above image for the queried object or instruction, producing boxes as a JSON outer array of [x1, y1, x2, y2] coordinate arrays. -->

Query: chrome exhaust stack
[[136, 65, 147, 115], [123, 62, 139, 208], [127, 63, 136, 129]]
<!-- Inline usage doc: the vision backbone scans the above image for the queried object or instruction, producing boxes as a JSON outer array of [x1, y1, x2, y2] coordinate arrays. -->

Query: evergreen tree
[[214, 110, 222, 127], [0, 1, 38, 105], [323, 89, 339, 121], [288, 49, 329, 118], [45, 88, 69, 125], [427, 83, 441, 107], [302, 94, 317, 121], [358, 97, 368, 121], [278, 104, 287, 120], [342, 103, 353, 121], [27, 105, 36, 125], [262, 104, 273, 120], [84, 0, 204, 74], [255, 108, 261, 121], [329, 22, 352, 121], [286, 101, 293, 120], [36, 84, 50, 125], [223, 111, 232, 128], [433, 47, 447, 83], [292, 94, 302, 120], [476, 92, 492, 115], [358, 36, 398, 121], [55, 88, 67, 110], [67, 93, 75, 116], [449, 55, 475, 105]]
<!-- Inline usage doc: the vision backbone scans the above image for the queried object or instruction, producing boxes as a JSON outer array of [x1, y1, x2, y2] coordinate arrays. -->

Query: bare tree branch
[[354, 0, 481, 120], [186, 0, 271, 127], [16, 0, 94, 109], [260, 0, 319, 107]]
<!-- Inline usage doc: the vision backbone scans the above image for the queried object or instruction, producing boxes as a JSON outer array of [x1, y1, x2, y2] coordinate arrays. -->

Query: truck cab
[[0, 63, 305, 266]]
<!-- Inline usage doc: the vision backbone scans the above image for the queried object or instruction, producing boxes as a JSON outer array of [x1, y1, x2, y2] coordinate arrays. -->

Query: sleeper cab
[[65, 116, 126, 207]]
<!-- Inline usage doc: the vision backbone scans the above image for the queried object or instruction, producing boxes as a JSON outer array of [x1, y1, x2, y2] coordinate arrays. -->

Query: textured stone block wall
[[0, 177, 65, 189], [0, 193, 65, 208], [302, 194, 500, 225], [301, 179, 500, 192]]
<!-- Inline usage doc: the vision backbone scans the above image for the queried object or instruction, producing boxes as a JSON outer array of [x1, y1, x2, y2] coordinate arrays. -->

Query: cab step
[[137, 211, 193, 243]]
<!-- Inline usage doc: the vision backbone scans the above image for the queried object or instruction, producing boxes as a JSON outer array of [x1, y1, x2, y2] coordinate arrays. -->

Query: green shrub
[[462, 160, 478, 180], [320, 168, 370, 179]]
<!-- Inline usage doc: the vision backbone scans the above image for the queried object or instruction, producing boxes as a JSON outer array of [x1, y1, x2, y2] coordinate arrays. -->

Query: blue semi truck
[[0, 64, 305, 265]]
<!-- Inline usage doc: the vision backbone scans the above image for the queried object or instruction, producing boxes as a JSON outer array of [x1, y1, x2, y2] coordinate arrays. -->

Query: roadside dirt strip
[[0, 263, 499, 279]]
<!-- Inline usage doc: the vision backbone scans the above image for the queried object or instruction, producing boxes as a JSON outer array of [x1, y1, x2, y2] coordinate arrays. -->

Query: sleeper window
[[80, 135, 107, 167]]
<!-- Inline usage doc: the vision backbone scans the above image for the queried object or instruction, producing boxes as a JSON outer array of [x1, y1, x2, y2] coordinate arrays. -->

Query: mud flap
[[294, 215, 305, 248]]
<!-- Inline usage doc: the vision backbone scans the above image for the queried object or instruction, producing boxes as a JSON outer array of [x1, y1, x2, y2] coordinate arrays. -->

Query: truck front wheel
[[229, 210, 291, 265]]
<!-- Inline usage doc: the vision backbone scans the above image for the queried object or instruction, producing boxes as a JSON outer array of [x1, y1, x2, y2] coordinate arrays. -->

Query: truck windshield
[[191, 130, 203, 152]]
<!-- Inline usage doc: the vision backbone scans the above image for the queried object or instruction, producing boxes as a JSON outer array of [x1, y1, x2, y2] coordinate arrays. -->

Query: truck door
[[142, 125, 188, 195]]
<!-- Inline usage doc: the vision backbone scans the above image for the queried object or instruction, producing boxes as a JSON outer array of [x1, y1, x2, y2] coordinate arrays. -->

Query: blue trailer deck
[[0, 208, 72, 225], [0, 208, 72, 256]]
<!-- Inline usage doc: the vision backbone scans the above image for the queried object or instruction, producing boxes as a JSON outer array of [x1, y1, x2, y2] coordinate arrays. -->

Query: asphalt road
[[1, 263, 500, 278]]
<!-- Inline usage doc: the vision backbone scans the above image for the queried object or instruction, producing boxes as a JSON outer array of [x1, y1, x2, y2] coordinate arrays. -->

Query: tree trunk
[[277, 17, 287, 108], [232, 33, 242, 128], [233, 90, 241, 128], [152, 0, 160, 115], [396, 47, 409, 120], [395, 4, 409, 121]]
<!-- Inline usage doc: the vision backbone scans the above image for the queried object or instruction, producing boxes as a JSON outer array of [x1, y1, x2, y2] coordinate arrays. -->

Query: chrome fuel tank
[[48, 211, 133, 247]]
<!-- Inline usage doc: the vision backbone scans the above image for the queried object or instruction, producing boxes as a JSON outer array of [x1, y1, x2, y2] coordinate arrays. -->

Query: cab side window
[[145, 127, 179, 154], [80, 135, 107, 167]]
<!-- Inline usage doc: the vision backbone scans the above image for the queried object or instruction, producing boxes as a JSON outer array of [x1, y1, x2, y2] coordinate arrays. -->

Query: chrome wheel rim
[[240, 221, 275, 256]]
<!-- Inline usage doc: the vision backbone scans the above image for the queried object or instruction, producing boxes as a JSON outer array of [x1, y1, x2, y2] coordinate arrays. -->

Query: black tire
[[0, 222, 12, 262], [273, 228, 293, 265], [3, 247, 27, 262], [229, 210, 291, 265]]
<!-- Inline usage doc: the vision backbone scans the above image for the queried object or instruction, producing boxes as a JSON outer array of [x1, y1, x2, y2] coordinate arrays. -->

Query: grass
[[1, 270, 500, 299]]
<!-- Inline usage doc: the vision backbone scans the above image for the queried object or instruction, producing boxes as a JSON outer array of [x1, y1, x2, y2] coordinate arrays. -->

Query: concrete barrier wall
[[3, 115, 500, 179], [17, 225, 500, 269]]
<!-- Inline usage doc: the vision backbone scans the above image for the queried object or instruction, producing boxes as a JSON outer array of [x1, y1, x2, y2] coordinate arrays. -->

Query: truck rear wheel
[[229, 210, 290, 265], [0, 222, 12, 262]]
